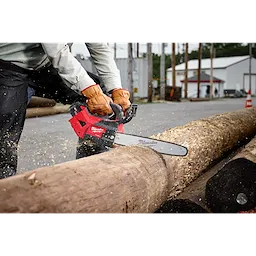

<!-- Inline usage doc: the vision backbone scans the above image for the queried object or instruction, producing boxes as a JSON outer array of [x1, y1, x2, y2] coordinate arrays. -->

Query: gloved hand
[[82, 84, 113, 116], [112, 89, 131, 112]]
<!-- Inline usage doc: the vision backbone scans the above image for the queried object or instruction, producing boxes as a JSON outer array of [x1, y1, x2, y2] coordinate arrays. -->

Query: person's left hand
[[112, 89, 131, 112]]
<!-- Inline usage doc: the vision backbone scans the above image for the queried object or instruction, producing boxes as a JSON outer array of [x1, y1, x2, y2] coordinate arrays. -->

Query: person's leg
[[0, 70, 28, 179], [27, 86, 35, 104]]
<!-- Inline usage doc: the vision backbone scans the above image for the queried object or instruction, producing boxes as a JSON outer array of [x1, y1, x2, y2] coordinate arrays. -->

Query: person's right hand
[[81, 84, 113, 116]]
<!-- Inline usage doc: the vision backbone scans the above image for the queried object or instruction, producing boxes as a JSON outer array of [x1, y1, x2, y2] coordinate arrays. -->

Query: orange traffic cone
[[245, 90, 253, 108]]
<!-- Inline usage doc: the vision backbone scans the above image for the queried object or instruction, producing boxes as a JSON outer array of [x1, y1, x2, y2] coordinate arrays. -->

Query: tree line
[[145, 43, 256, 80]]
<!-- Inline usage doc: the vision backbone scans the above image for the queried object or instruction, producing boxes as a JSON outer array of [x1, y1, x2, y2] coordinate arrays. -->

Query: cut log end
[[205, 158, 256, 213]]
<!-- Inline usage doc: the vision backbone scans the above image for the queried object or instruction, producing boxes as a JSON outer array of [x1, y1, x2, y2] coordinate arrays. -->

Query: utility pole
[[147, 43, 153, 103], [182, 43, 185, 63], [210, 43, 214, 99], [160, 43, 166, 100], [184, 43, 189, 99], [197, 43, 202, 98], [249, 43, 252, 93], [128, 43, 134, 102], [172, 43, 176, 89]]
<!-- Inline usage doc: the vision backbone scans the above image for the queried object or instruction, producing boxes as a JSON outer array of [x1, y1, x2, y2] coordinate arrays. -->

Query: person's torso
[[0, 43, 50, 70]]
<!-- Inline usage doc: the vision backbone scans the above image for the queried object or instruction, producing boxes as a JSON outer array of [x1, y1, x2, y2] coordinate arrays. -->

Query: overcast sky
[[71, 43, 200, 58]]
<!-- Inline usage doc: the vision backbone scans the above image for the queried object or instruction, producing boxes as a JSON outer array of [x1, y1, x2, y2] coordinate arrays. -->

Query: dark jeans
[[0, 63, 105, 179]]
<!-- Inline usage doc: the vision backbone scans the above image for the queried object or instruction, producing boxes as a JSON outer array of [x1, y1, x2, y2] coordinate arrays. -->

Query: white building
[[167, 55, 256, 97], [179, 72, 225, 98]]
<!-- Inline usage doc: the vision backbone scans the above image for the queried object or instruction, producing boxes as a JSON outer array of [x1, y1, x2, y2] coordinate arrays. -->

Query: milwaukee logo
[[91, 126, 105, 133], [138, 139, 157, 145]]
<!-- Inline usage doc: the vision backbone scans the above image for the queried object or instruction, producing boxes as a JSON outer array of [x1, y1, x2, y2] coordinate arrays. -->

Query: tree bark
[[151, 107, 256, 197], [1, 108, 256, 213], [0, 147, 169, 213]]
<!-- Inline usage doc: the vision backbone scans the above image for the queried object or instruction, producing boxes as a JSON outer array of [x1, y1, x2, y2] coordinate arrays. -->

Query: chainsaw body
[[69, 102, 137, 153]]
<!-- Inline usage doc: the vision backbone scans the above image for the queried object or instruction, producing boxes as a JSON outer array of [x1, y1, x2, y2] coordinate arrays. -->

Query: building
[[167, 55, 256, 97], [180, 73, 224, 98], [75, 54, 148, 98]]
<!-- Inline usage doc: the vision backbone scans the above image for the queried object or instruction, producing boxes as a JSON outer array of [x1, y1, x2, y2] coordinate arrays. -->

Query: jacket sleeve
[[41, 43, 96, 93], [85, 43, 122, 92]]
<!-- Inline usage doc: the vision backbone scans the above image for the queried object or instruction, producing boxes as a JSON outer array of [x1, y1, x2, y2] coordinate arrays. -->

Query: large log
[[27, 96, 56, 108], [151, 107, 256, 198], [1, 107, 256, 213], [205, 136, 256, 213], [161, 134, 256, 214], [0, 147, 168, 213], [26, 105, 70, 118], [154, 148, 242, 213]]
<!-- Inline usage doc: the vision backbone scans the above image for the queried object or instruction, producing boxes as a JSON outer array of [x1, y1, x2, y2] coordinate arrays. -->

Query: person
[[214, 88, 218, 97], [0, 43, 131, 179], [206, 85, 210, 98]]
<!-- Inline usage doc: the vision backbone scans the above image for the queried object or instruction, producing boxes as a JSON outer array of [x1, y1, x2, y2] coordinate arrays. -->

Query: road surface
[[17, 98, 254, 173]]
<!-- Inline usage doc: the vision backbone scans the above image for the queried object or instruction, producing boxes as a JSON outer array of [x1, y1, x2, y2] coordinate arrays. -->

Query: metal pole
[[114, 43, 117, 59], [137, 43, 139, 58], [160, 43, 166, 100]]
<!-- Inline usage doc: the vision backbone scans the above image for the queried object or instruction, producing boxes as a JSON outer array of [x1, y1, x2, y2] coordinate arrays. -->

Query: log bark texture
[[0, 107, 256, 213], [27, 97, 56, 108], [151, 107, 256, 198], [26, 105, 70, 118], [0, 147, 169, 213]]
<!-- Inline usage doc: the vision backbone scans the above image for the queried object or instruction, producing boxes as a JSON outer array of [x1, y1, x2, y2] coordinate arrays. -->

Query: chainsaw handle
[[70, 101, 137, 124], [110, 103, 138, 124]]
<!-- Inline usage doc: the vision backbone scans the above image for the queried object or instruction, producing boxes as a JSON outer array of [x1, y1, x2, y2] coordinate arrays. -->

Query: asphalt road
[[17, 98, 254, 173]]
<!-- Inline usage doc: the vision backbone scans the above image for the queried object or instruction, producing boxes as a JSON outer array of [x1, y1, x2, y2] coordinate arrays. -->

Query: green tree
[[203, 40, 243, 50], [142, 53, 171, 80], [143, 43, 256, 85], [189, 43, 256, 59]]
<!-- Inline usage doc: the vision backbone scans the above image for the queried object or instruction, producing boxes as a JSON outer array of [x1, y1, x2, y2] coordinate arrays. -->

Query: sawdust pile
[[151, 107, 256, 198]]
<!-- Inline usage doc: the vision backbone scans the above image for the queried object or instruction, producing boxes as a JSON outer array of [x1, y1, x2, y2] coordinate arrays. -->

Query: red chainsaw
[[69, 102, 188, 156]]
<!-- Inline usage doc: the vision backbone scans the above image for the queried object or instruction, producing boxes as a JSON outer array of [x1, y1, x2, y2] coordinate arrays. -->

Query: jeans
[[0, 64, 105, 179], [27, 86, 35, 104]]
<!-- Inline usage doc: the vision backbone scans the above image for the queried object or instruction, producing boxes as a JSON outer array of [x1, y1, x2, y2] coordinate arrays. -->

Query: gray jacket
[[0, 43, 122, 93]]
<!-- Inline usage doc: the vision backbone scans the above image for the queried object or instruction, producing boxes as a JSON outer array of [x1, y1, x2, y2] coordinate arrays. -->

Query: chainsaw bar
[[114, 132, 188, 156]]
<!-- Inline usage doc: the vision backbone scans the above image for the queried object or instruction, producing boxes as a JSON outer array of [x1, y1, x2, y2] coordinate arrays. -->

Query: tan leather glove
[[112, 89, 131, 111], [82, 84, 113, 116]]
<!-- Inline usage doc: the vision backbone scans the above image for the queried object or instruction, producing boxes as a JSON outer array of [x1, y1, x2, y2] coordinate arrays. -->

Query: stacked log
[[27, 96, 56, 108], [26, 96, 69, 118], [205, 136, 256, 213], [0, 107, 256, 213], [151, 107, 256, 198], [26, 105, 70, 118]]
